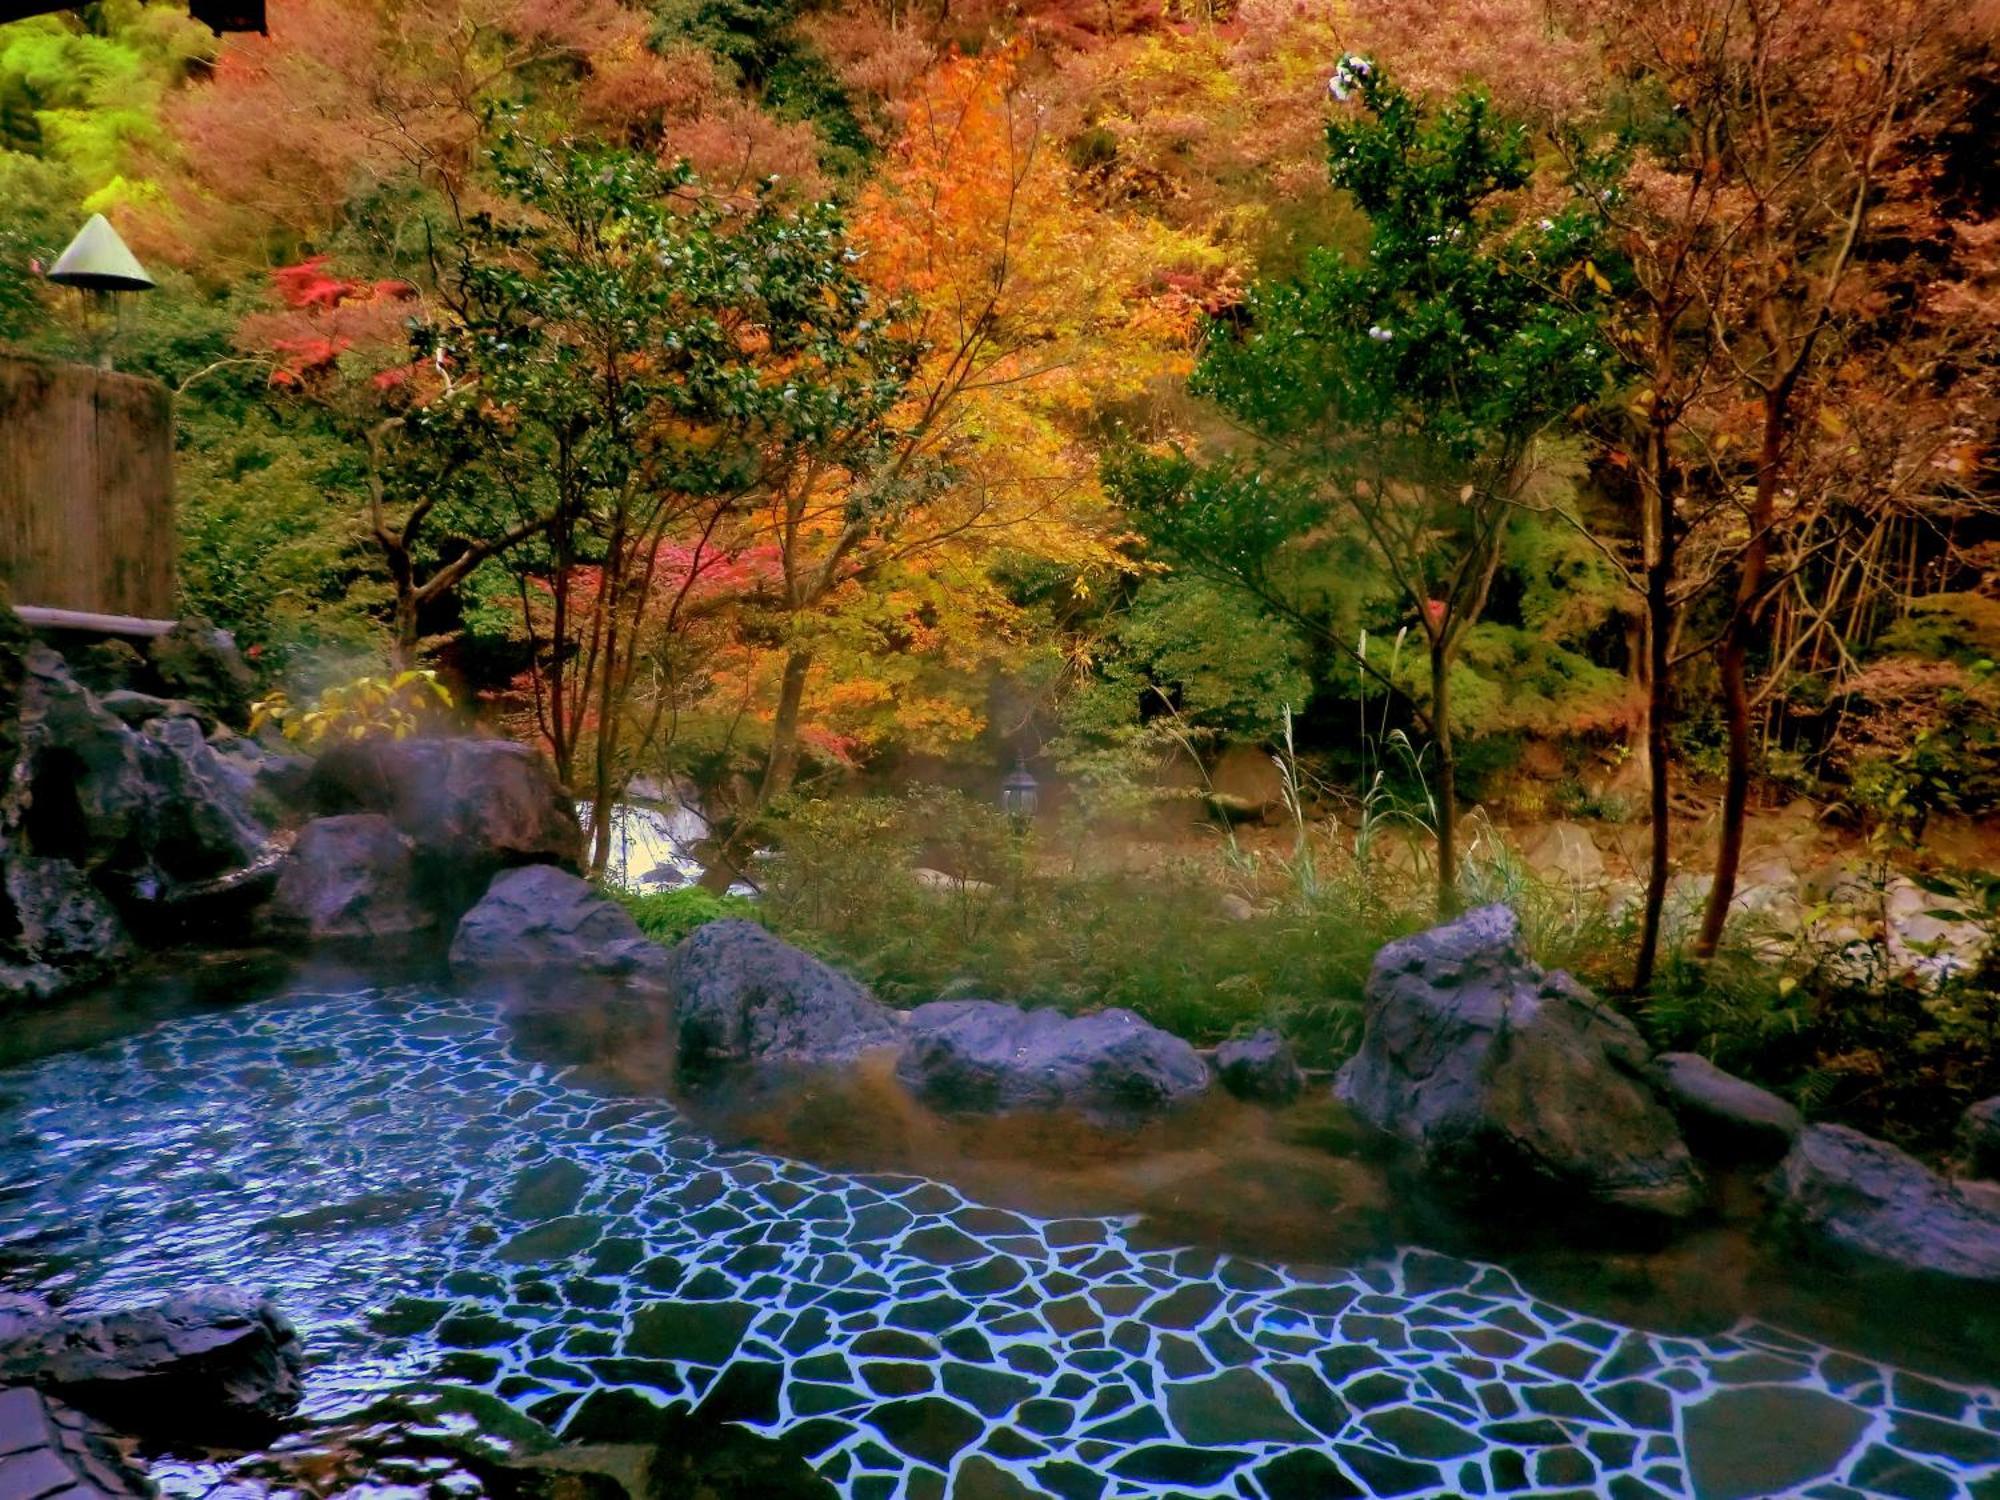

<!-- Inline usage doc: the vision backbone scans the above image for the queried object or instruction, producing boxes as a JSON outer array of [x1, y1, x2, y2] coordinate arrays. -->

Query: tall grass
[[749, 768, 1619, 1069]]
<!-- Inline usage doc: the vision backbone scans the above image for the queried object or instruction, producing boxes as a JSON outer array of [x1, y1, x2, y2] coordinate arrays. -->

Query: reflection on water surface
[[1, 979, 1997, 1499]]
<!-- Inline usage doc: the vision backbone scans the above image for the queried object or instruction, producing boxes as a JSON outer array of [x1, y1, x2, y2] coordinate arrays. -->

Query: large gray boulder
[[0, 1288, 304, 1438], [897, 999, 1210, 1114], [1653, 1052, 1802, 1163], [309, 736, 583, 912], [1771, 1124, 2000, 1283], [450, 865, 664, 983], [1964, 1096, 2000, 1180], [664, 920, 900, 1067], [1336, 905, 1702, 1218], [269, 814, 434, 941]]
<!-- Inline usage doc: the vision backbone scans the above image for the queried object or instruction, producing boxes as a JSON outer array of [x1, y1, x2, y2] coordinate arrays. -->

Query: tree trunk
[[1698, 626, 1753, 958], [1633, 414, 1678, 993], [757, 649, 814, 808], [380, 533, 420, 670], [695, 648, 815, 894], [1430, 635, 1460, 919], [390, 584, 419, 671], [1696, 392, 1783, 959], [547, 511, 576, 787]]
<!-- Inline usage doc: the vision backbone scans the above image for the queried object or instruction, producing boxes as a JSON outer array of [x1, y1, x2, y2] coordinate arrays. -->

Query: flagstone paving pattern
[[2, 988, 1998, 1500]]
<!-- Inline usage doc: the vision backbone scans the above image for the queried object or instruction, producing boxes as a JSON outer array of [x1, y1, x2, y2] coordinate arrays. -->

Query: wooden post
[[0, 353, 176, 621]]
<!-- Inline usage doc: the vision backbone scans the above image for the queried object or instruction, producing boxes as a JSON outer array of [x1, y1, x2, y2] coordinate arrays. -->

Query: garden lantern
[[47, 214, 154, 370], [999, 756, 1040, 827]]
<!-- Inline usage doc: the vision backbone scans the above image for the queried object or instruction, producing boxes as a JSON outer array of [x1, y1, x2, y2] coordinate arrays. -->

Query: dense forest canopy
[[4, 0, 1997, 965]]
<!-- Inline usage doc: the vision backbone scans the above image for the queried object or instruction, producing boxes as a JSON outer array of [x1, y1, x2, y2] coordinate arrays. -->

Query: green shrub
[[615, 886, 760, 947], [1631, 884, 2000, 1158], [1872, 593, 2000, 668]]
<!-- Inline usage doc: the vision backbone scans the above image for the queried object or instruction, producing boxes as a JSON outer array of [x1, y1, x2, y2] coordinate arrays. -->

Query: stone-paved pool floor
[[1, 988, 1996, 1500]]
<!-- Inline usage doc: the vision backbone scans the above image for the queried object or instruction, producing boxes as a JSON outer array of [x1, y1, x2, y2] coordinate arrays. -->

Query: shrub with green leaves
[[615, 886, 760, 947]]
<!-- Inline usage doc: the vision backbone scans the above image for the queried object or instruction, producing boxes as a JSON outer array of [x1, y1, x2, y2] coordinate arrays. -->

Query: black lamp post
[[999, 756, 1040, 831]]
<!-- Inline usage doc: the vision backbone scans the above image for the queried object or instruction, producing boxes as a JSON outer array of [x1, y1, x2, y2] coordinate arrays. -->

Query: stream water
[[1, 972, 1998, 1500]]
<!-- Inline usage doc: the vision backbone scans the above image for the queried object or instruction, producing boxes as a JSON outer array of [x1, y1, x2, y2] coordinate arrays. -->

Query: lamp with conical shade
[[47, 214, 155, 294]]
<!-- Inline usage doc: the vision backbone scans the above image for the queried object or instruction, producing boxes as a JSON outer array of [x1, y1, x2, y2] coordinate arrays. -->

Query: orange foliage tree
[[691, 41, 1213, 885]]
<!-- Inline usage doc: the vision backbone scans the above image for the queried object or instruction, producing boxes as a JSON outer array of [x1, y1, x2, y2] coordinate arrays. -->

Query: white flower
[[1328, 54, 1374, 104], [1368, 325, 1394, 342]]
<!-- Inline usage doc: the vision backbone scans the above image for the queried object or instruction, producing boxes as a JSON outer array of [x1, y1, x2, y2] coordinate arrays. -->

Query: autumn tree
[[691, 43, 1201, 887], [1164, 63, 1610, 915], [431, 138, 915, 874], [152, 0, 829, 270], [227, 254, 562, 668], [1562, 0, 1969, 976]]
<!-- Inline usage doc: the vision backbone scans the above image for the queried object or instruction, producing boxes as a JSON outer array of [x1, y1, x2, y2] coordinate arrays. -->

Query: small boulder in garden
[[270, 814, 435, 941], [663, 920, 901, 1068], [1213, 1029, 1303, 1104], [0, 1288, 304, 1440], [1652, 1052, 1802, 1163], [450, 865, 665, 983], [897, 999, 1211, 1115], [1963, 1096, 2000, 1180], [1771, 1124, 2000, 1283], [1335, 904, 1702, 1218]]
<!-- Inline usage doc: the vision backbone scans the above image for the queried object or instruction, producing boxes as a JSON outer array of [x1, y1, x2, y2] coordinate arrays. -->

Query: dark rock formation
[[664, 920, 900, 1068], [68, 639, 145, 698], [450, 865, 664, 983], [1771, 1124, 2000, 1282], [204, 731, 314, 828], [0, 1385, 154, 1499], [145, 617, 256, 728], [0, 1288, 304, 1440], [309, 737, 582, 913], [1335, 905, 1702, 1218], [1, 646, 275, 1007], [0, 853, 130, 1003], [6, 648, 268, 890], [1653, 1052, 1802, 1163], [94, 690, 205, 730], [1963, 1096, 2000, 1180], [270, 814, 434, 941], [1212, 1028, 1302, 1104], [897, 999, 1210, 1114], [9, 645, 154, 871], [136, 715, 270, 889]]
